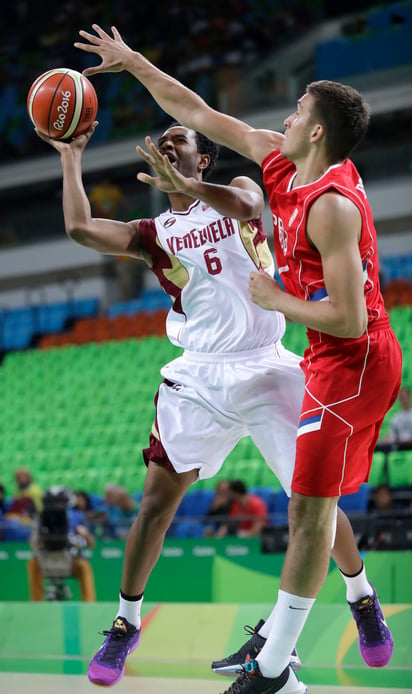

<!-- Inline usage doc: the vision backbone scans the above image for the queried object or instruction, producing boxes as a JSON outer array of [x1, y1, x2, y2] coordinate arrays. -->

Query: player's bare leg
[[332, 506, 363, 574], [281, 493, 338, 596], [88, 462, 198, 686], [121, 462, 198, 594]]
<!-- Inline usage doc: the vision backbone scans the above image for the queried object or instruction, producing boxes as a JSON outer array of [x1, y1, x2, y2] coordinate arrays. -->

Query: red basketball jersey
[[262, 150, 402, 495], [262, 151, 388, 342]]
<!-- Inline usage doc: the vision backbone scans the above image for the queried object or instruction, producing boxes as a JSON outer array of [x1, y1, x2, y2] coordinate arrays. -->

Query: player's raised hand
[[75, 25, 133, 77], [34, 122, 98, 153], [136, 136, 193, 195]]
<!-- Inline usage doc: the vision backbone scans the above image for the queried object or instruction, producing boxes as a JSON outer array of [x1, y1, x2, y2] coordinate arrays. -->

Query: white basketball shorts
[[152, 342, 304, 494]]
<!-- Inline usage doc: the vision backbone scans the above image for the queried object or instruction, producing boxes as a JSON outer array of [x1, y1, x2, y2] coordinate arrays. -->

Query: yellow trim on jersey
[[239, 220, 274, 271], [150, 421, 160, 440], [156, 237, 189, 290]]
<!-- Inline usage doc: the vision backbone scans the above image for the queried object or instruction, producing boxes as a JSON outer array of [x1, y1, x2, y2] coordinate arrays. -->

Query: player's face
[[281, 93, 317, 161], [157, 126, 202, 178]]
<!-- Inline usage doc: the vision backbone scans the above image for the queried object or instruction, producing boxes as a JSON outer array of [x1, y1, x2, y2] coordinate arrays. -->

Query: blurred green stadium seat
[[387, 450, 412, 487], [0, 305, 411, 502], [369, 450, 387, 487]]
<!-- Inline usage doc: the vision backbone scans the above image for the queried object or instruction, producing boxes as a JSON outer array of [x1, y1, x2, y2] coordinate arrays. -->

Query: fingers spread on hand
[[136, 145, 154, 165], [77, 30, 100, 44], [91, 24, 109, 38], [111, 26, 122, 40], [147, 139, 162, 158], [137, 173, 153, 185]]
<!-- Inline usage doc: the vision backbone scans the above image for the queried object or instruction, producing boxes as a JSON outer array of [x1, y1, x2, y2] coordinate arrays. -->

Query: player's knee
[[137, 493, 178, 534], [288, 492, 337, 541]]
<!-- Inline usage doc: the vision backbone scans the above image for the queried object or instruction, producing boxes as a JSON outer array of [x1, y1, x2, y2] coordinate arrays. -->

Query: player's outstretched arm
[[35, 124, 145, 259], [136, 136, 264, 220], [75, 25, 283, 165]]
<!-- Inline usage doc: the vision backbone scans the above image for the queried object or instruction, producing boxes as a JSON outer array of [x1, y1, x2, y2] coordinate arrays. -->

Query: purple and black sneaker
[[348, 585, 394, 667], [88, 616, 141, 686]]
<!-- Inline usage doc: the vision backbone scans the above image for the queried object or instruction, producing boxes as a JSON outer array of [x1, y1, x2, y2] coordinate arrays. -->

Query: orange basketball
[[27, 68, 98, 140]]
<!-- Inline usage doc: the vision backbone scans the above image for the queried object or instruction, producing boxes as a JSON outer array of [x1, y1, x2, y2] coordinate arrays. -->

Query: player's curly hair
[[168, 121, 219, 179], [306, 80, 370, 162]]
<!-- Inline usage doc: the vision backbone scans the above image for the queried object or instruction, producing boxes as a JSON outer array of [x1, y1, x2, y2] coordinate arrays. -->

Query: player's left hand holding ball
[[35, 121, 98, 153]]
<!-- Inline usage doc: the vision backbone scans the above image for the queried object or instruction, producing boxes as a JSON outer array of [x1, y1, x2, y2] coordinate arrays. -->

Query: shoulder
[[310, 191, 359, 216], [308, 192, 362, 243], [228, 176, 265, 209], [229, 176, 263, 195], [129, 218, 157, 262]]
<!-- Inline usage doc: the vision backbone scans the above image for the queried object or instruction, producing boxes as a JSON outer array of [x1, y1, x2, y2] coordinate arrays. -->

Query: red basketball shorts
[[292, 325, 402, 497]]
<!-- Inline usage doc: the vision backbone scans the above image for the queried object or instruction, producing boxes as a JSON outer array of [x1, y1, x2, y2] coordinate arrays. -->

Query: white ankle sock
[[116, 593, 144, 629], [256, 589, 314, 677], [340, 564, 373, 603], [258, 609, 275, 638]]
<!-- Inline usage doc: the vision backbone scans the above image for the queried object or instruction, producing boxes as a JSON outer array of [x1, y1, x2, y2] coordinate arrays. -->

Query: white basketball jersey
[[138, 199, 285, 353]]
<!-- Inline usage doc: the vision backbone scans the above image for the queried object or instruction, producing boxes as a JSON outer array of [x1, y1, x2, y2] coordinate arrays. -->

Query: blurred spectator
[[7, 467, 43, 518], [217, 479, 269, 538], [73, 489, 93, 512], [89, 178, 126, 219], [369, 482, 412, 516], [88, 177, 143, 301], [370, 484, 394, 513], [114, 256, 144, 301], [0, 481, 6, 514], [0, 482, 5, 540], [388, 386, 412, 444], [73, 490, 95, 530], [1, 474, 34, 542], [27, 486, 96, 601], [95, 485, 138, 540], [1, 1, 322, 164], [203, 480, 232, 537]]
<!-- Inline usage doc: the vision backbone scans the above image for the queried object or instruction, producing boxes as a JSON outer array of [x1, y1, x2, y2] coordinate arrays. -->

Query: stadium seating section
[[3, 1, 410, 164], [2, 0, 321, 164], [0, 282, 411, 536], [315, 0, 412, 80]]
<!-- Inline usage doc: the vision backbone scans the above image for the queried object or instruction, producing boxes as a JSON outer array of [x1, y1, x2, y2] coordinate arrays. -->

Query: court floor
[[2, 601, 410, 691], [0, 673, 410, 694]]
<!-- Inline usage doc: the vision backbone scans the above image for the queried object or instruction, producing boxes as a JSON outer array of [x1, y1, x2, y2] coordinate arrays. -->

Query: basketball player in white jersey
[[36, 115, 382, 692]]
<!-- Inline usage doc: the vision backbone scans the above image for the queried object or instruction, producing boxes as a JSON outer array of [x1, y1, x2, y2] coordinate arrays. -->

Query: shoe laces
[[98, 622, 132, 665], [222, 624, 262, 663], [224, 665, 257, 694], [222, 662, 289, 694], [355, 595, 385, 641], [243, 624, 258, 637]]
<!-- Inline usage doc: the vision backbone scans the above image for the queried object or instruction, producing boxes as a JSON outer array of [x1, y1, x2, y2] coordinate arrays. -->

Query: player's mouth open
[[161, 151, 176, 164]]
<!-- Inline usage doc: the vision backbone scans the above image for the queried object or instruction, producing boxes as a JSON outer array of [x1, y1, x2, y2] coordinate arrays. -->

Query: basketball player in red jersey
[[75, 26, 402, 694]]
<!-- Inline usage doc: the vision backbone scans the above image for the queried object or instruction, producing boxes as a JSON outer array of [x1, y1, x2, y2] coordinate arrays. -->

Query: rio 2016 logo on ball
[[27, 68, 98, 140]]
